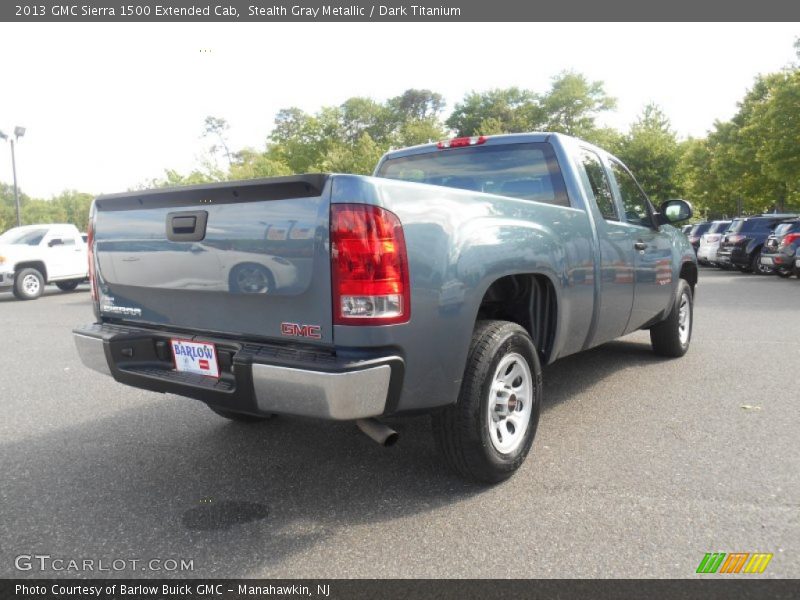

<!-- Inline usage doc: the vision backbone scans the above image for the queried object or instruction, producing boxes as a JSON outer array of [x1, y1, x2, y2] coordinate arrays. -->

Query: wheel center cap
[[507, 394, 518, 412]]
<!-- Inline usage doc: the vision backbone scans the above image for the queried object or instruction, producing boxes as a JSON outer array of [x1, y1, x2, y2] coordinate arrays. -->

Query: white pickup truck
[[0, 224, 88, 300]]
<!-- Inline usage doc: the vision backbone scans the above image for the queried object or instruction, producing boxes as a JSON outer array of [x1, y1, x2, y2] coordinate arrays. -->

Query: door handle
[[634, 241, 648, 251]]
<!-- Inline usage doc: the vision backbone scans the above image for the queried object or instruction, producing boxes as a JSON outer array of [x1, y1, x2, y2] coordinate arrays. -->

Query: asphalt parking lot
[[1, 268, 798, 578]]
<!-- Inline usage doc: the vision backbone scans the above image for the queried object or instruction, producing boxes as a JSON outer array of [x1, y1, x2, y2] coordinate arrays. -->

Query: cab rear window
[[376, 143, 570, 207]]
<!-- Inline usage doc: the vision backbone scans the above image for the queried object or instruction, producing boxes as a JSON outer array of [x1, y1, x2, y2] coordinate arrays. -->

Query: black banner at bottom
[[3, 579, 800, 600]]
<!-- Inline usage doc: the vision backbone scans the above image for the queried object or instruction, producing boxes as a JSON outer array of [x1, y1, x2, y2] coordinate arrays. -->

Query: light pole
[[0, 126, 26, 227]]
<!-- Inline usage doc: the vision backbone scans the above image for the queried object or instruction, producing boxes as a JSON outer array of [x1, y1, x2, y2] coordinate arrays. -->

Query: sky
[[0, 22, 797, 198]]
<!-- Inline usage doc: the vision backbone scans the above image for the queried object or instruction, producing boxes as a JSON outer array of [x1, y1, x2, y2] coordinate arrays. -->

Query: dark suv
[[761, 219, 800, 278], [686, 222, 713, 254], [717, 215, 798, 274]]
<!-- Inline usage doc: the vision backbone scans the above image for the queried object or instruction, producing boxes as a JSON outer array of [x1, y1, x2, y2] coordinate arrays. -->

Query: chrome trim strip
[[252, 362, 392, 420], [73, 333, 112, 376]]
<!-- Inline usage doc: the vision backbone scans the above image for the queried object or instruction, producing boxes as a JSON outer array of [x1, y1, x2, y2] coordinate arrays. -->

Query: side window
[[62, 237, 76, 246], [579, 150, 617, 221], [609, 160, 651, 227]]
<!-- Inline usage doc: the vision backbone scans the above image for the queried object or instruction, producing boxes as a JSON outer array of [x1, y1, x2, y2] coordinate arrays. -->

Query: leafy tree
[[540, 71, 617, 137], [229, 149, 292, 180], [614, 104, 682, 202], [387, 89, 445, 122], [321, 133, 385, 175], [446, 87, 541, 136]]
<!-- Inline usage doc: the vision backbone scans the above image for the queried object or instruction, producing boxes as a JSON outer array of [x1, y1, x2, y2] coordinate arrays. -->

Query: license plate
[[171, 339, 219, 378], [760, 257, 774, 265]]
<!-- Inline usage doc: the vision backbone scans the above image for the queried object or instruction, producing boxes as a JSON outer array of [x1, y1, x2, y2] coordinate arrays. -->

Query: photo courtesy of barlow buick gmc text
[[1, 4, 799, 599]]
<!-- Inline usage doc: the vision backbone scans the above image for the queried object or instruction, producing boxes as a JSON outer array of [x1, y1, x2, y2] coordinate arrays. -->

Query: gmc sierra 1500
[[73, 133, 696, 483]]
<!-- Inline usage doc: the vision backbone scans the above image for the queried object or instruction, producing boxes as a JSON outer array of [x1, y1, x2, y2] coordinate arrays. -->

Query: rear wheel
[[753, 249, 773, 275], [650, 279, 693, 357], [56, 279, 81, 291], [13, 268, 44, 300], [432, 320, 542, 484], [209, 406, 273, 423]]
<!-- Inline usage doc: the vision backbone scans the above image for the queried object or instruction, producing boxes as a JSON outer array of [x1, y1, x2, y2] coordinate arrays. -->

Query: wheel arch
[[679, 260, 698, 295], [474, 273, 558, 364], [15, 261, 48, 282]]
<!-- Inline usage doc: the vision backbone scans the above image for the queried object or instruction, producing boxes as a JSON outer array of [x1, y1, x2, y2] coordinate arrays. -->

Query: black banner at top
[[2, 0, 800, 21]]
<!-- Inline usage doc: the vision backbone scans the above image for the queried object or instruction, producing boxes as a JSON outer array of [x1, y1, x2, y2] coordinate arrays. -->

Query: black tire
[[650, 279, 693, 358], [432, 320, 542, 484], [209, 406, 273, 423], [752, 249, 773, 275], [13, 268, 44, 300], [56, 279, 81, 291]]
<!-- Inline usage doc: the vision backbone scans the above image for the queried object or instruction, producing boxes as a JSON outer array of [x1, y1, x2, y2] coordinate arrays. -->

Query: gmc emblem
[[281, 322, 322, 339]]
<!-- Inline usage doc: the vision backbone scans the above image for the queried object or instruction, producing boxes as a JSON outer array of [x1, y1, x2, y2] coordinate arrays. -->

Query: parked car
[[0, 224, 89, 299], [760, 219, 800, 278], [696, 220, 732, 266], [716, 215, 798, 274], [73, 132, 697, 483], [686, 221, 713, 254]]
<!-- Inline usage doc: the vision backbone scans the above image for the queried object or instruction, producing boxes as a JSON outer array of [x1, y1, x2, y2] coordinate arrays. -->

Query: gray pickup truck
[[74, 133, 696, 483]]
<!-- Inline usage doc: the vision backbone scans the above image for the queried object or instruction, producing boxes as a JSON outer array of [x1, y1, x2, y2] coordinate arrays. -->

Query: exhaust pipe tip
[[356, 418, 399, 447]]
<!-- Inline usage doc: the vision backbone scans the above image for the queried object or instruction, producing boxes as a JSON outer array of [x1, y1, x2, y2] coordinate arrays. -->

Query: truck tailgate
[[92, 175, 333, 345]]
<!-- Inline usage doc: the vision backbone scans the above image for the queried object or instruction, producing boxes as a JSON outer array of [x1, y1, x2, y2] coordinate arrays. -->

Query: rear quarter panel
[[329, 173, 596, 413]]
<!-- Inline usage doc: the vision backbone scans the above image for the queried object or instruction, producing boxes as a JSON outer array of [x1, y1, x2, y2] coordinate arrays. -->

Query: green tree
[[446, 87, 541, 136], [540, 71, 617, 137], [614, 104, 683, 202]]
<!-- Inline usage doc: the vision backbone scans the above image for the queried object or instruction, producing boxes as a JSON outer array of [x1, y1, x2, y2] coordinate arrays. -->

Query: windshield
[[376, 142, 570, 207], [0, 228, 49, 246]]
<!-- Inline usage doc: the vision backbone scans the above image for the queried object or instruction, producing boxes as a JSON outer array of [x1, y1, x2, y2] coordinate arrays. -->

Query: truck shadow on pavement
[[1, 338, 662, 578]]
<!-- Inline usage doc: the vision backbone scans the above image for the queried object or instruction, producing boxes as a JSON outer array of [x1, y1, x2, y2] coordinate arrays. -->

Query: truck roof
[[378, 132, 568, 163]]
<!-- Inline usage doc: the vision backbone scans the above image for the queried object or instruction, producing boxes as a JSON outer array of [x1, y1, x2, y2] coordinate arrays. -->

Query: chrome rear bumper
[[72, 325, 398, 420]]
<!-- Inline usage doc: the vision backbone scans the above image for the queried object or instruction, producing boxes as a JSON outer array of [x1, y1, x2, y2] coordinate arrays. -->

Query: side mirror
[[658, 199, 693, 225], [48, 238, 64, 247]]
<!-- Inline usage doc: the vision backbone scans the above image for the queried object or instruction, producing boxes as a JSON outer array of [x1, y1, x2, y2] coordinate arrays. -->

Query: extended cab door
[[606, 159, 673, 332], [42, 228, 86, 279], [576, 148, 635, 345]]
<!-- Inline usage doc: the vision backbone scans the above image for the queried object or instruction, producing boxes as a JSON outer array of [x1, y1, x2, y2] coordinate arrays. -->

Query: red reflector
[[331, 204, 410, 326], [437, 136, 487, 149]]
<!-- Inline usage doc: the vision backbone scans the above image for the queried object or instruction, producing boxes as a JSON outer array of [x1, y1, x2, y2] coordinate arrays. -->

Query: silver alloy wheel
[[487, 352, 533, 455], [22, 273, 40, 296], [678, 291, 691, 345]]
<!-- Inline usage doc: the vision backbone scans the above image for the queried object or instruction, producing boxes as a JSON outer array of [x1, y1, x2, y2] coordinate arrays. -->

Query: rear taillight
[[437, 136, 487, 149], [780, 233, 800, 248], [331, 204, 410, 325], [87, 202, 97, 301]]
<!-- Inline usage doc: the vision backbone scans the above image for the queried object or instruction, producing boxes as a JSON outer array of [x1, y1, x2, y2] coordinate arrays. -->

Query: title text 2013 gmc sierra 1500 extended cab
[[73, 133, 696, 483]]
